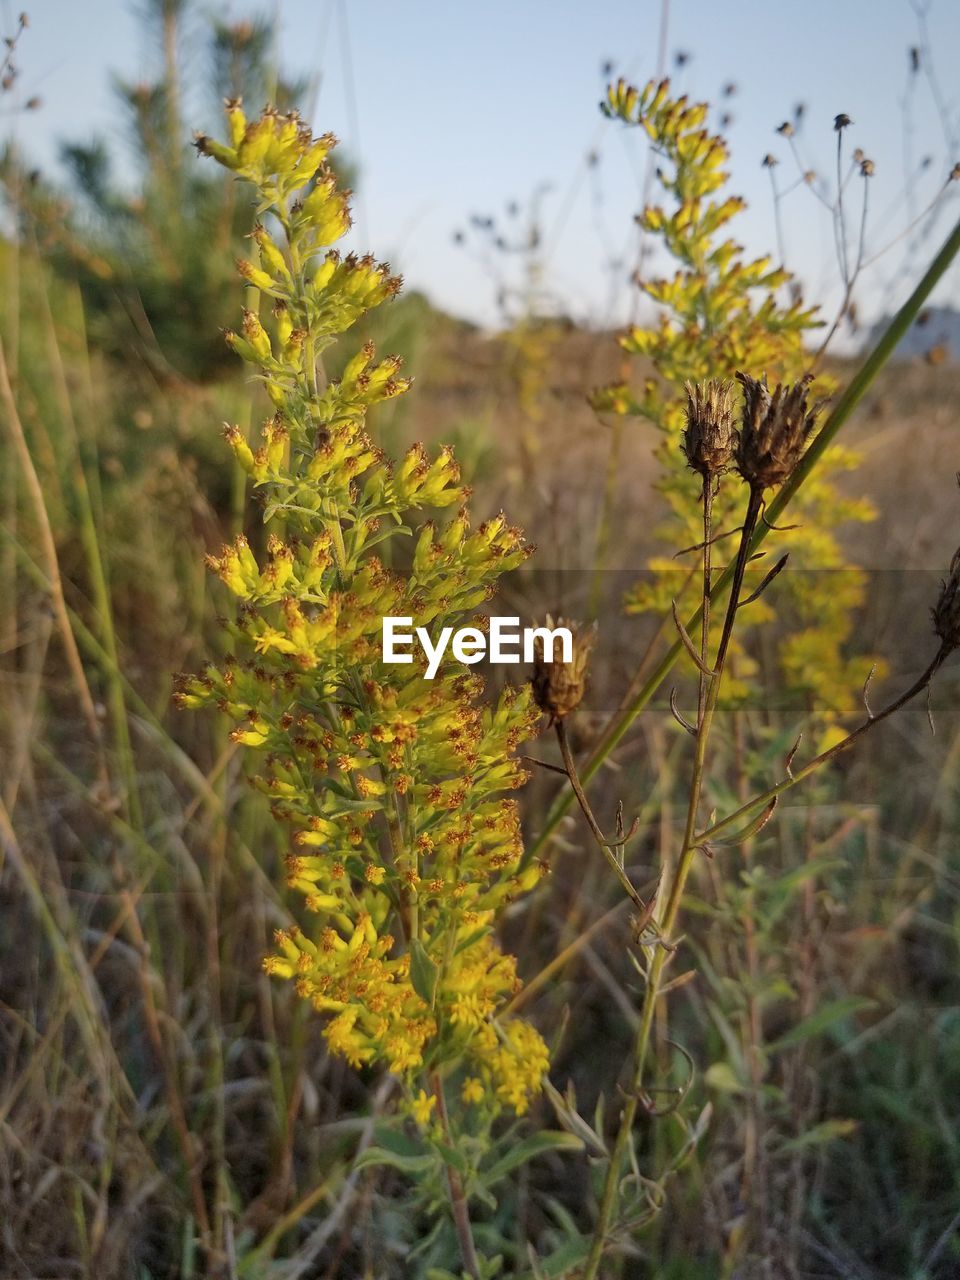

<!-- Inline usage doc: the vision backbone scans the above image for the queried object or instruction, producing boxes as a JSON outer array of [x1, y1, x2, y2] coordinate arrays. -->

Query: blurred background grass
[[1, 3, 959, 1278]]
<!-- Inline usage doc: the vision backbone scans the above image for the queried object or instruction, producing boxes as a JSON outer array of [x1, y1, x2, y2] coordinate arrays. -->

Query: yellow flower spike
[[188, 104, 551, 1119]]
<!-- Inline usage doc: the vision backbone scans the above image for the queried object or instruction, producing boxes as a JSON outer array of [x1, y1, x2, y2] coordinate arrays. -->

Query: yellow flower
[[450, 993, 489, 1029], [461, 1076, 485, 1106], [410, 1088, 436, 1127]]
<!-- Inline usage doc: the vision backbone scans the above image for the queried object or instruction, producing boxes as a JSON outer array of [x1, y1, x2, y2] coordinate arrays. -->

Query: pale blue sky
[[5, 0, 960, 335]]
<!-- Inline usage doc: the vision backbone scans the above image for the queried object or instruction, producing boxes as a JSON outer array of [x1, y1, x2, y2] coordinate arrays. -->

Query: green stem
[[431, 1072, 481, 1280], [529, 213, 960, 861], [694, 644, 949, 849], [582, 486, 763, 1277]]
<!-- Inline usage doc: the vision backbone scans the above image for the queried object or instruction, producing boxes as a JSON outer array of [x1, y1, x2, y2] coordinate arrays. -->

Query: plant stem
[[555, 719, 651, 916], [694, 644, 950, 849], [431, 1072, 481, 1280], [582, 490, 762, 1278]]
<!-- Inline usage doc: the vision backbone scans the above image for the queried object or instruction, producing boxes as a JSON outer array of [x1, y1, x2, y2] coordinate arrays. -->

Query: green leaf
[[518, 1233, 590, 1279], [483, 1131, 583, 1186], [704, 1062, 746, 1095], [779, 1118, 858, 1154], [353, 1144, 438, 1175], [768, 997, 875, 1053], [409, 939, 439, 1009]]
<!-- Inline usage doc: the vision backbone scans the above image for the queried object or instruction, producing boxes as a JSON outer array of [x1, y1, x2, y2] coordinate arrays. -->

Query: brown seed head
[[682, 380, 737, 480], [932, 478, 960, 651], [933, 549, 960, 650], [531, 617, 596, 724], [734, 372, 821, 491]]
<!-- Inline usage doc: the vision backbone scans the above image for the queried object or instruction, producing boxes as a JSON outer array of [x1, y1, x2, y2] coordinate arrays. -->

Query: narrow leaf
[[483, 1131, 583, 1186], [768, 997, 874, 1053], [672, 599, 713, 677], [709, 796, 778, 847], [353, 1145, 438, 1175], [739, 552, 789, 607], [409, 939, 439, 1009]]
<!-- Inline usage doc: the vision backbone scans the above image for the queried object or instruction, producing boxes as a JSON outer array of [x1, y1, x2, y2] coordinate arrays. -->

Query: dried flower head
[[734, 371, 821, 490], [933, 549, 960, 650], [932, 479, 960, 651], [531, 618, 596, 724], [682, 379, 736, 479], [834, 113, 852, 131]]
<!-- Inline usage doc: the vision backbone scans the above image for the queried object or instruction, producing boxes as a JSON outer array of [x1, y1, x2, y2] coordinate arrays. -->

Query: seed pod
[[734, 372, 820, 491], [682, 379, 736, 480], [531, 618, 596, 724], [932, 483, 960, 649]]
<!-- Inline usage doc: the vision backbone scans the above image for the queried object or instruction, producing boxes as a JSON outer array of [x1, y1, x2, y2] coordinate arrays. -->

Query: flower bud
[[531, 618, 596, 724], [682, 379, 736, 479], [734, 371, 820, 491]]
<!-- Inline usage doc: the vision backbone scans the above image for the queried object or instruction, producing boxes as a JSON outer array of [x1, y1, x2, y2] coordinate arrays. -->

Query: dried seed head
[[531, 618, 596, 724], [734, 372, 821, 491], [932, 479, 960, 651], [682, 380, 736, 480], [933, 550, 960, 650], [834, 113, 852, 131]]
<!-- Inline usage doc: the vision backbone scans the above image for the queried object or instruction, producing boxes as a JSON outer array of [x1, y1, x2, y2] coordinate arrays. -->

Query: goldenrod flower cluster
[[179, 105, 549, 1115]]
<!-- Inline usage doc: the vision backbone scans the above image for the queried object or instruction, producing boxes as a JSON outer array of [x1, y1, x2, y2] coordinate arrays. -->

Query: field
[[1, 7, 960, 1280]]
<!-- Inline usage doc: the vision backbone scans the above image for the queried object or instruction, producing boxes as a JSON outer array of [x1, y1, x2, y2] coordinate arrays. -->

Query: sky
[[3, 0, 960, 336]]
